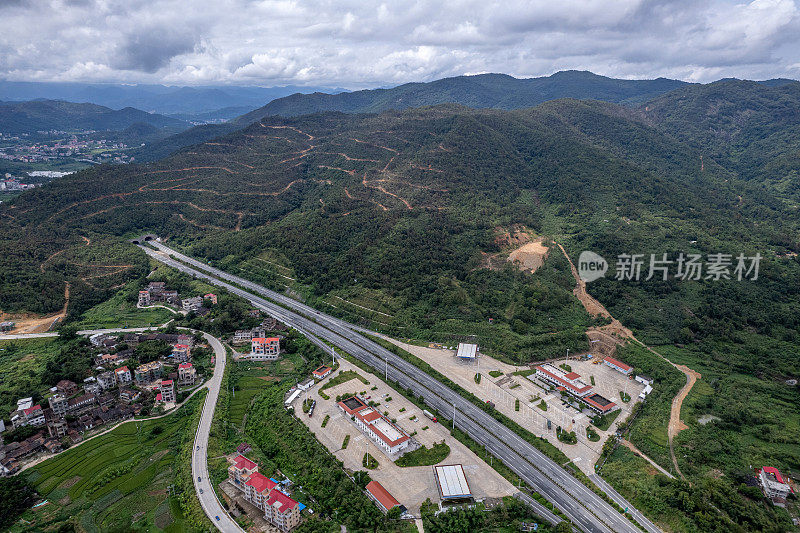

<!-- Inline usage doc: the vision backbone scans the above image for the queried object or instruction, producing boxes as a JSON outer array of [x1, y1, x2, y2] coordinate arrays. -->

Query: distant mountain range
[[0, 99, 190, 135], [0, 81, 346, 116], [233, 71, 690, 124]]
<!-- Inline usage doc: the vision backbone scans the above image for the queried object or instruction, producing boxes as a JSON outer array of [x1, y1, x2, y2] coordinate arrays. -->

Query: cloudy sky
[[2, 0, 799, 88]]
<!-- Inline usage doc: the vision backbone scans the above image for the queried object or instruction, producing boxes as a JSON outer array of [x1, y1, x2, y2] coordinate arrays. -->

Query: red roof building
[[535, 364, 593, 397], [264, 489, 301, 530], [603, 356, 633, 375], [338, 396, 411, 454], [365, 480, 400, 513], [250, 337, 280, 361], [312, 365, 333, 379]]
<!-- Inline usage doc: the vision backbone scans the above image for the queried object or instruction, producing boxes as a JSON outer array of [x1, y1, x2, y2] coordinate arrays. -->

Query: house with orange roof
[[249, 337, 280, 361]]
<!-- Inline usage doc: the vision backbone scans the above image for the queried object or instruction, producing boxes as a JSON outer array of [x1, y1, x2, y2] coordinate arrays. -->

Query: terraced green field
[[13, 394, 205, 532]]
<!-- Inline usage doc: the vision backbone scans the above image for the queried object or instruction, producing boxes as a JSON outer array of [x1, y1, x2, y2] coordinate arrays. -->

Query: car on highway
[[215, 516, 220, 521], [198, 476, 202, 482], [196, 445, 200, 450], [200, 489, 204, 494]]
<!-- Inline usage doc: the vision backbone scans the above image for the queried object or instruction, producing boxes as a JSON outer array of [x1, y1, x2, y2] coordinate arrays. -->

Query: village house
[[49, 394, 68, 418], [249, 337, 280, 361], [172, 344, 190, 362], [312, 366, 333, 380], [56, 379, 78, 397], [182, 296, 203, 312], [228, 454, 302, 531], [96, 371, 117, 390], [138, 290, 151, 306], [204, 293, 217, 304], [160, 380, 176, 403], [759, 467, 793, 506], [119, 388, 141, 403], [115, 366, 132, 384], [135, 361, 163, 384], [83, 377, 101, 395], [178, 362, 197, 386]]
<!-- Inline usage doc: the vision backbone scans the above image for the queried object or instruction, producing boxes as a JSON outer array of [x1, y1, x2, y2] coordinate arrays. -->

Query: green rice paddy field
[[12, 395, 205, 532]]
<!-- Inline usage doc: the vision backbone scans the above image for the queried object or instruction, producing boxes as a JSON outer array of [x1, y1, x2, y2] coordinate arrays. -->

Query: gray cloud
[[114, 27, 197, 72], [0, 0, 798, 87]]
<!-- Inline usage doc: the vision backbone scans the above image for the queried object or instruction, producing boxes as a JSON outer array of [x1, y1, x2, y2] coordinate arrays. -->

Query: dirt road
[[557, 241, 700, 479]]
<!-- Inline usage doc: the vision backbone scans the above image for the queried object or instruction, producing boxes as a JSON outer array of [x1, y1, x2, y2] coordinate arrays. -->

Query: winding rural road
[[142, 241, 661, 533], [192, 332, 245, 533]]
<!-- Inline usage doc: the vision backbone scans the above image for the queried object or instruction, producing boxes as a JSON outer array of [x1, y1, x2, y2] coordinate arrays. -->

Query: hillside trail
[[555, 241, 699, 480]]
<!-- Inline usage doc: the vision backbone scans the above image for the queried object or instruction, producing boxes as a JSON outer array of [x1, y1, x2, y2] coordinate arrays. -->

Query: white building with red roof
[[229, 454, 259, 488], [22, 404, 45, 426], [603, 356, 633, 375], [172, 344, 190, 362], [759, 467, 793, 504], [228, 453, 302, 531], [264, 489, 301, 531], [311, 365, 332, 380], [115, 366, 132, 384], [178, 362, 197, 385], [535, 364, 593, 397], [249, 337, 280, 361], [365, 480, 400, 513], [244, 471, 278, 509], [338, 396, 411, 455], [160, 379, 176, 403]]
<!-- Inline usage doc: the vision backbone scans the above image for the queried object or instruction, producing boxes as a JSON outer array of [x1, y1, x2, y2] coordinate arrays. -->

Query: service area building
[[433, 464, 472, 501]]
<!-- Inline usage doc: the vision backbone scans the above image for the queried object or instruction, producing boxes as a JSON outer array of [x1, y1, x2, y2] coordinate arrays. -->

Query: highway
[[142, 242, 659, 533], [192, 331, 245, 533]]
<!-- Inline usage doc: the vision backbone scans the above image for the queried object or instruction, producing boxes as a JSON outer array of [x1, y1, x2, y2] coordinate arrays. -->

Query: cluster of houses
[[228, 451, 304, 531], [137, 281, 216, 316], [0, 331, 203, 476]]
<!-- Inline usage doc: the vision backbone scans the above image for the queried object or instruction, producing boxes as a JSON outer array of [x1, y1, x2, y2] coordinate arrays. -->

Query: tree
[[0, 477, 36, 529]]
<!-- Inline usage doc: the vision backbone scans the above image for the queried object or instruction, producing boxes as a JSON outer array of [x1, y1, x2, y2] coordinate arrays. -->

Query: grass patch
[[342, 434, 350, 449], [488, 370, 503, 378], [620, 391, 631, 403], [592, 409, 621, 431], [74, 282, 173, 329], [395, 441, 450, 467], [515, 398, 520, 411], [537, 400, 547, 411], [320, 369, 369, 393], [509, 383, 520, 389], [556, 426, 577, 445], [587, 426, 600, 442], [362, 453, 379, 469], [474, 372, 481, 384], [321, 414, 330, 428]]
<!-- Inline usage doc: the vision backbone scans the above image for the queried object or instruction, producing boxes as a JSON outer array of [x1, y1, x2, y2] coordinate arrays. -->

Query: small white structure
[[284, 389, 302, 406], [635, 375, 653, 386], [638, 384, 653, 400], [433, 464, 472, 500], [456, 343, 478, 359]]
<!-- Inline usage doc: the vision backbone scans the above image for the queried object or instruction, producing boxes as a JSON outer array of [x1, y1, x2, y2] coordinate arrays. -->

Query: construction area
[[289, 358, 515, 515], [381, 339, 646, 474]]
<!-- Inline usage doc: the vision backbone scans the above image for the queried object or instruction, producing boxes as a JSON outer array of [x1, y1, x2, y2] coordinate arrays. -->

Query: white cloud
[[0, 0, 798, 87]]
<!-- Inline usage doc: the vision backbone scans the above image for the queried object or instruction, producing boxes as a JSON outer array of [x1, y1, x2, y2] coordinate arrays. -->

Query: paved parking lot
[[289, 358, 515, 515], [383, 340, 644, 474]]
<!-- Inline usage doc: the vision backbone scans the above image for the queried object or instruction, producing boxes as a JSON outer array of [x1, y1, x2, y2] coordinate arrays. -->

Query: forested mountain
[[1, 84, 799, 532], [643, 78, 800, 202], [0, 99, 189, 134], [234, 71, 689, 123]]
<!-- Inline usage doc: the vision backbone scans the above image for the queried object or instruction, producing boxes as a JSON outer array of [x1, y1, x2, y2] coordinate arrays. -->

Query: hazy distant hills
[[0, 99, 189, 135], [233, 71, 689, 123], [0, 81, 346, 115]]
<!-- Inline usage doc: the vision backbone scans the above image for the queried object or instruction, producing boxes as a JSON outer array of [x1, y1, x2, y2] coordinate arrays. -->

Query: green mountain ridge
[[0, 99, 190, 135]]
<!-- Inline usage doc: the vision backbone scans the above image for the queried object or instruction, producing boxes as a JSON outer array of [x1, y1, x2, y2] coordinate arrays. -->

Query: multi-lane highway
[[142, 241, 659, 533], [192, 332, 244, 533]]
